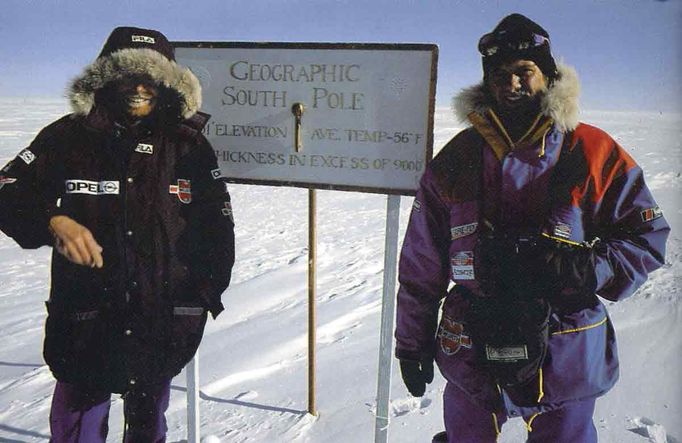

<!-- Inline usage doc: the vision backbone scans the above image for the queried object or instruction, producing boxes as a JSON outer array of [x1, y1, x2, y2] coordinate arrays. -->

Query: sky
[[0, 0, 680, 112]]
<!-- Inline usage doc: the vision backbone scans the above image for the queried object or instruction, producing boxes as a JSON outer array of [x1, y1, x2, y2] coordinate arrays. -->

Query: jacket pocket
[[43, 303, 110, 384], [539, 303, 619, 404], [165, 305, 207, 375], [434, 312, 500, 411]]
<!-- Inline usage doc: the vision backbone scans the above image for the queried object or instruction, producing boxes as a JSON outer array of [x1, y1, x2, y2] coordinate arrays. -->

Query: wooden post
[[187, 354, 200, 443], [308, 188, 318, 416], [374, 194, 401, 443]]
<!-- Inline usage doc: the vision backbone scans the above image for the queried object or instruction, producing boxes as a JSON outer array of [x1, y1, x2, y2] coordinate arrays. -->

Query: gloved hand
[[399, 358, 434, 397], [540, 238, 600, 294], [475, 229, 601, 300]]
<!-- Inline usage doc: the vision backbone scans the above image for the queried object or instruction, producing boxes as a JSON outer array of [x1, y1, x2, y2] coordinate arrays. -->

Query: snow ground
[[0, 99, 679, 442]]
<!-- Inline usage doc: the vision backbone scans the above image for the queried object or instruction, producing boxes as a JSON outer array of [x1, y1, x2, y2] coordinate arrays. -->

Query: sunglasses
[[478, 31, 550, 57]]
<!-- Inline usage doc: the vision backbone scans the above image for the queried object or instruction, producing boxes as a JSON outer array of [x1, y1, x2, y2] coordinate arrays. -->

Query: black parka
[[0, 27, 235, 393]]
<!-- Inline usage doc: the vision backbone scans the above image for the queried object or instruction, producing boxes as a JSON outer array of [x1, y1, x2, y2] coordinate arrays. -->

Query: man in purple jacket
[[395, 14, 669, 443]]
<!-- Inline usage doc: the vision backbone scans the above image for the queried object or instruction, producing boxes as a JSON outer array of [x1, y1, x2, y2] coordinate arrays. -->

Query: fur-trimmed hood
[[452, 63, 580, 132], [68, 47, 201, 119]]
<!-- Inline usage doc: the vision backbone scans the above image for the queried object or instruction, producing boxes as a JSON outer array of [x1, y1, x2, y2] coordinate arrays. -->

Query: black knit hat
[[479, 14, 558, 82], [98, 26, 175, 62]]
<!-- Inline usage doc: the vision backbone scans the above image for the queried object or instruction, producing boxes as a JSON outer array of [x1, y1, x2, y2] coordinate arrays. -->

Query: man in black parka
[[0, 26, 235, 441]]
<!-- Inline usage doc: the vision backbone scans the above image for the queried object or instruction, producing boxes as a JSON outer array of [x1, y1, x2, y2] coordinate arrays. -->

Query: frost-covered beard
[[491, 85, 546, 138]]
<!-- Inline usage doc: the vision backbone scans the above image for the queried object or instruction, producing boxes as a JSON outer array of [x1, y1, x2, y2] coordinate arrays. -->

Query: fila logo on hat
[[132, 35, 155, 44]]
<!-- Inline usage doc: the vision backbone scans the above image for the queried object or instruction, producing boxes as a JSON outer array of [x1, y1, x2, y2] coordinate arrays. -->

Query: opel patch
[[438, 317, 472, 355], [641, 206, 663, 222], [451, 222, 478, 240], [451, 251, 475, 280], [65, 179, 120, 195], [169, 179, 192, 204]]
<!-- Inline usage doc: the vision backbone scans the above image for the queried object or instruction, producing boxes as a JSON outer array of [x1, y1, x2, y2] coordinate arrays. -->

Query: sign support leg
[[187, 354, 200, 443], [374, 194, 401, 443], [308, 188, 318, 416]]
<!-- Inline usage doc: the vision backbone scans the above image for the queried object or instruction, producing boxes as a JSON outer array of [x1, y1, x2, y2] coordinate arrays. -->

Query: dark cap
[[479, 14, 558, 82], [98, 26, 175, 62]]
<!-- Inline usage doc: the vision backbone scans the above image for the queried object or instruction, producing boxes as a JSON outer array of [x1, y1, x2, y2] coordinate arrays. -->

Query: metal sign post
[[374, 195, 401, 443], [308, 188, 318, 416], [187, 355, 200, 443]]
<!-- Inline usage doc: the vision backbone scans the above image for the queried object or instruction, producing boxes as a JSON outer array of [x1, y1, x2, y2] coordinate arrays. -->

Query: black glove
[[476, 229, 601, 300], [399, 358, 434, 397], [541, 239, 599, 294]]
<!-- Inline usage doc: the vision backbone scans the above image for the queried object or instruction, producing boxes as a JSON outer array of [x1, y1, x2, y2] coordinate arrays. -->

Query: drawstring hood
[[68, 27, 201, 120]]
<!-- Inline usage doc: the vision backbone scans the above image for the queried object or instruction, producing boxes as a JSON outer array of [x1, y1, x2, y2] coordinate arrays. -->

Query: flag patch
[[169, 179, 192, 204], [641, 206, 663, 222]]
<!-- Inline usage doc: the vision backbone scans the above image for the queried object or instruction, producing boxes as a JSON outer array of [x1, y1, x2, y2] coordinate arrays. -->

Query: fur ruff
[[68, 48, 201, 119], [452, 63, 580, 132]]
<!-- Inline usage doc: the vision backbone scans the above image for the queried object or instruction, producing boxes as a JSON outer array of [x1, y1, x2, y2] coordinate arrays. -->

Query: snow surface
[[0, 99, 679, 442]]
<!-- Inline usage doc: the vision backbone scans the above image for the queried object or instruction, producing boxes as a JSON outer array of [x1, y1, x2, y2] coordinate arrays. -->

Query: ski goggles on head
[[478, 31, 550, 57]]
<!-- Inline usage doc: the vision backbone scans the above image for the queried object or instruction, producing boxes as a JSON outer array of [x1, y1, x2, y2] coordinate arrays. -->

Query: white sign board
[[174, 43, 437, 195]]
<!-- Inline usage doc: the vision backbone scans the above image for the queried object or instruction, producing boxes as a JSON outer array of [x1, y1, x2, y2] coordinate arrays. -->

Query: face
[[487, 59, 547, 113], [114, 81, 159, 119]]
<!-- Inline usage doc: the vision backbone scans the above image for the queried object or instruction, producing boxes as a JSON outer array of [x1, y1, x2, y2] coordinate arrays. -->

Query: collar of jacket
[[467, 109, 554, 161], [452, 62, 580, 148], [68, 47, 202, 120]]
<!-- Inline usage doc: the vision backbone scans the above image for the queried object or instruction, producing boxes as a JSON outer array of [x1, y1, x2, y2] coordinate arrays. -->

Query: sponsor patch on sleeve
[[18, 149, 36, 165], [221, 201, 234, 222], [641, 206, 663, 222], [211, 168, 223, 179], [451, 222, 478, 240], [412, 199, 421, 213], [451, 251, 475, 280], [0, 176, 17, 190]]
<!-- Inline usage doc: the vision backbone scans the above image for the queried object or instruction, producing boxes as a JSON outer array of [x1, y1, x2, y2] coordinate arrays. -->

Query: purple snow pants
[[441, 383, 598, 443], [49, 379, 171, 443]]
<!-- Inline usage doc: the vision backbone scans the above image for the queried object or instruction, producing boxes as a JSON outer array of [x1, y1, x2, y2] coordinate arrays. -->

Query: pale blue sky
[[1, 0, 680, 111]]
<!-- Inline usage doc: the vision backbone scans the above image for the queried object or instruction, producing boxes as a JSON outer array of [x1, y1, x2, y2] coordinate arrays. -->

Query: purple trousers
[[441, 382, 598, 443], [49, 380, 171, 443]]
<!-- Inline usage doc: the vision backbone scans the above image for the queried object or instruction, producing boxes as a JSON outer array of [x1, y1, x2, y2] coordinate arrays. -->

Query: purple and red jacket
[[395, 65, 670, 416]]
